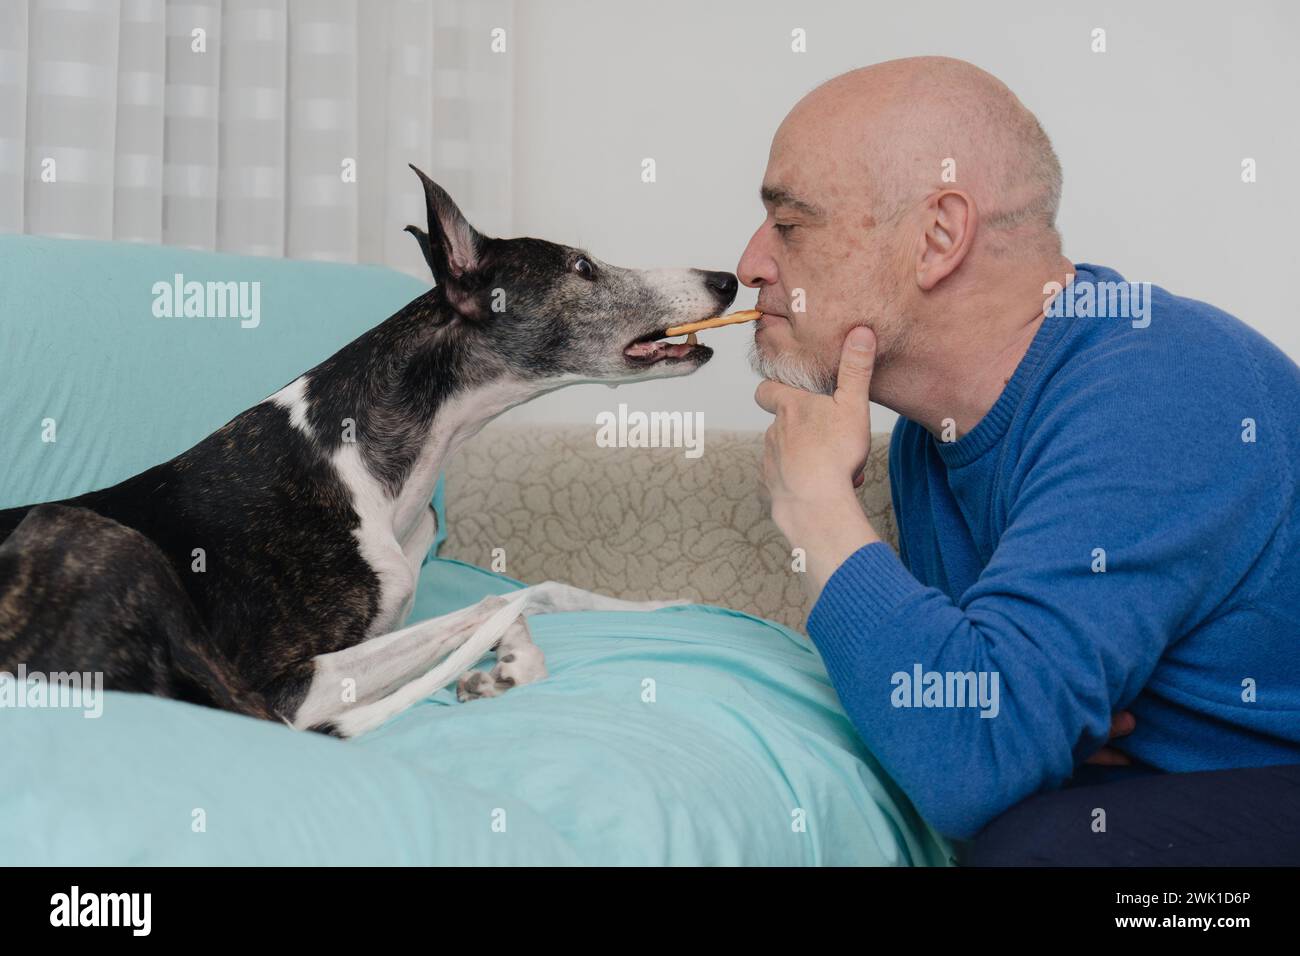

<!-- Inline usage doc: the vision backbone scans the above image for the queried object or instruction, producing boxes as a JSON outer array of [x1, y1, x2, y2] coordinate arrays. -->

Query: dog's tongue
[[624, 339, 695, 360]]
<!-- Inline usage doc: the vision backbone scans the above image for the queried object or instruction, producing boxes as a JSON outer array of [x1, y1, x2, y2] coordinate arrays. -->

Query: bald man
[[743, 57, 1300, 865]]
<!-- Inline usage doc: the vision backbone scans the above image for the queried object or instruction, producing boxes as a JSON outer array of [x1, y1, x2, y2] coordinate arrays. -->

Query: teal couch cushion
[[0, 235, 430, 510]]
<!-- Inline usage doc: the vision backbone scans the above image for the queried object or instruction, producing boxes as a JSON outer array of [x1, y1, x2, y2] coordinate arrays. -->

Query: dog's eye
[[573, 256, 596, 281]]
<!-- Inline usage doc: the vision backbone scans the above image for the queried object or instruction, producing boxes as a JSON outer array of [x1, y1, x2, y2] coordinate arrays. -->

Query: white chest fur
[[267, 376, 419, 635], [331, 442, 426, 635], [267, 372, 545, 639]]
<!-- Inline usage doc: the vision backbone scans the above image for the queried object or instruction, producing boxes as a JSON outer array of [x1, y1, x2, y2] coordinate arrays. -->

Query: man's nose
[[737, 224, 777, 288]]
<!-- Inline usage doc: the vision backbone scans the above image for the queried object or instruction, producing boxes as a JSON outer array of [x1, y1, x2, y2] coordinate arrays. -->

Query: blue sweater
[[807, 264, 1300, 840]]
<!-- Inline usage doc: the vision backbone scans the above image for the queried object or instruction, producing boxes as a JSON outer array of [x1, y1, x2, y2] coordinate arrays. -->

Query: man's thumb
[[835, 326, 876, 405]]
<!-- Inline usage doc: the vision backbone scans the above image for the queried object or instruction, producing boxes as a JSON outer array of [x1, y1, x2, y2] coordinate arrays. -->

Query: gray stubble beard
[[748, 338, 838, 395]]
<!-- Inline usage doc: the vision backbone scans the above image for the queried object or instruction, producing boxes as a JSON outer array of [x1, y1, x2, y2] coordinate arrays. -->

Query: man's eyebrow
[[760, 185, 824, 218]]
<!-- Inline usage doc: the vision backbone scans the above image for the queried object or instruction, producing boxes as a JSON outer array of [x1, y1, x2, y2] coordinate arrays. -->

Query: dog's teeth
[[686, 333, 698, 345]]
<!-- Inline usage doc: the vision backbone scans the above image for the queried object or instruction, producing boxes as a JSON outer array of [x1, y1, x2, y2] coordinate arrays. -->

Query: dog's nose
[[703, 271, 738, 303]]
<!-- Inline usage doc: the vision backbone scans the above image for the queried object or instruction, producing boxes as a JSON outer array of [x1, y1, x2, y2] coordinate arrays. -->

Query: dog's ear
[[403, 224, 438, 278], [407, 164, 483, 288]]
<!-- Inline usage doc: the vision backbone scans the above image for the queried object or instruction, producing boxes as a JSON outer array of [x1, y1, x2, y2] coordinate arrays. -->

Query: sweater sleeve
[[806, 343, 1285, 840]]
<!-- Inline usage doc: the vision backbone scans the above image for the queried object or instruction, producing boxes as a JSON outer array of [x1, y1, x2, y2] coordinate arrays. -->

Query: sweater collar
[[934, 264, 1098, 469]]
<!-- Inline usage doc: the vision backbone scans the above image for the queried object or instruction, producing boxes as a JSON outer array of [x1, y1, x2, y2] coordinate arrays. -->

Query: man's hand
[[1085, 710, 1137, 765], [755, 326, 882, 598], [755, 326, 877, 520]]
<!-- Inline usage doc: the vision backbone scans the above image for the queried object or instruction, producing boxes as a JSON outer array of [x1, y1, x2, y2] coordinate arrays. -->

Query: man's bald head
[[740, 57, 1070, 399], [778, 56, 1062, 240]]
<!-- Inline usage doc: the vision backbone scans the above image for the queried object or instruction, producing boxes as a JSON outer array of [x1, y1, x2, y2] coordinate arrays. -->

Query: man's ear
[[406, 164, 484, 288], [915, 189, 976, 292]]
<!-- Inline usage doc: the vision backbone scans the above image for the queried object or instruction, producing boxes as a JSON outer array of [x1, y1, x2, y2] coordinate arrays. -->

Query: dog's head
[[405, 165, 735, 386]]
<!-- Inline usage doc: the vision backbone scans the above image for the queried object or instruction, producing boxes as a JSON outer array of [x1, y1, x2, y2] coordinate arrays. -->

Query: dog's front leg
[[455, 615, 547, 702], [300, 582, 686, 738], [322, 590, 533, 738], [453, 581, 686, 702], [497, 580, 690, 615], [291, 594, 521, 732]]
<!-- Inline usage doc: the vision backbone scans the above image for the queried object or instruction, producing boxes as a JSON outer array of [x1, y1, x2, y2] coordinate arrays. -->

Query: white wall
[[500, 0, 1299, 432]]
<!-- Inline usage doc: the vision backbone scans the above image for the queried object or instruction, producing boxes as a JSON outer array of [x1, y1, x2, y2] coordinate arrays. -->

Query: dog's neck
[[386, 374, 543, 540], [291, 294, 551, 539]]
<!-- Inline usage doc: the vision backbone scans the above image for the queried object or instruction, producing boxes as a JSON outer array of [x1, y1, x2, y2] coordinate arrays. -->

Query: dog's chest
[[266, 372, 522, 640], [330, 443, 438, 636], [267, 376, 438, 637]]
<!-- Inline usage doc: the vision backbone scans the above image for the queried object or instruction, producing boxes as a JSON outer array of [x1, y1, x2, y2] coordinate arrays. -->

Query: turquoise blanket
[[0, 557, 951, 865]]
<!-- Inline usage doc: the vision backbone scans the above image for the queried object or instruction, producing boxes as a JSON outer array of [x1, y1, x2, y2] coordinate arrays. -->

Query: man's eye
[[573, 256, 596, 280], [774, 223, 797, 236]]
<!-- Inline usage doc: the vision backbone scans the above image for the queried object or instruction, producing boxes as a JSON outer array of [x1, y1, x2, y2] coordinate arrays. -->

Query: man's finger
[[1084, 746, 1133, 767], [834, 326, 877, 412], [1108, 710, 1136, 739], [755, 379, 797, 415]]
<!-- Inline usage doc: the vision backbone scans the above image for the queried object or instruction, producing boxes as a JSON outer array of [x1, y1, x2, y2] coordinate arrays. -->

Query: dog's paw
[[455, 643, 548, 702], [456, 668, 504, 702], [492, 642, 547, 689]]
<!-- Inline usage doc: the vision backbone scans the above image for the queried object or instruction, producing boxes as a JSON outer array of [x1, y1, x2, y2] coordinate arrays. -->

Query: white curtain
[[0, 0, 513, 278]]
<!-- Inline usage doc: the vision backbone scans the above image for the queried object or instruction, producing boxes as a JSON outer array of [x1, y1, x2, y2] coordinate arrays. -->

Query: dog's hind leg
[[0, 504, 277, 721]]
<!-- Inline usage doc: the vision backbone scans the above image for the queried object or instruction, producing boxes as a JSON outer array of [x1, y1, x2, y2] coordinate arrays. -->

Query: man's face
[[737, 119, 910, 395]]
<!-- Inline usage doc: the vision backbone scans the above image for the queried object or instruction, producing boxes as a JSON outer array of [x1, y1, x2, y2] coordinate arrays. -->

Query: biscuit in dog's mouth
[[622, 310, 755, 363]]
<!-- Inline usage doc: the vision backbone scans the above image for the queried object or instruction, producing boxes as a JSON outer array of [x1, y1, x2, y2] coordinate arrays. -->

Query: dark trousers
[[965, 762, 1300, 866]]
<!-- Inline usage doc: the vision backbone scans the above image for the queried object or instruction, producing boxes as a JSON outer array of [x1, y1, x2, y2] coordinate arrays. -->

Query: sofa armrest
[[439, 423, 898, 632]]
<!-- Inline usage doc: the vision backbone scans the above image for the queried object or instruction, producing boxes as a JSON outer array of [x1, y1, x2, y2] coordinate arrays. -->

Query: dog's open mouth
[[623, 331, 712, 365]]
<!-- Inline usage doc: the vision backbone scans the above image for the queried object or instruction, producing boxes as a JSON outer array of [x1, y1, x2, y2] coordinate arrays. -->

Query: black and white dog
[[0, 165, 736, 738]]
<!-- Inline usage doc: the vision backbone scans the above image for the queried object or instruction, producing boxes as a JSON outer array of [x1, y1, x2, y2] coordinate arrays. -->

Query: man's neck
[[878, 255, 1074, 441]]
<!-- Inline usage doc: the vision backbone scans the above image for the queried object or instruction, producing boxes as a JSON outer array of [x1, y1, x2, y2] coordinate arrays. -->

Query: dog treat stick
[[664, 309, 762, 337]]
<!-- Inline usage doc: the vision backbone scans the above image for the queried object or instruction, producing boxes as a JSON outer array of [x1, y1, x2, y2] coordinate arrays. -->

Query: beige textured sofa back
[[439, 424, 898, 632]]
